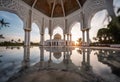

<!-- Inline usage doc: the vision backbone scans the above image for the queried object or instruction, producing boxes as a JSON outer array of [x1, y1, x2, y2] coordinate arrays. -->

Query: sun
[[75, 40, 78, 45]]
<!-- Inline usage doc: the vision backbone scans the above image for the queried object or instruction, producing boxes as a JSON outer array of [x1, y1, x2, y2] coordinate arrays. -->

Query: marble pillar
[[82, 30, 85, 46], [24, 30, 31, 46]]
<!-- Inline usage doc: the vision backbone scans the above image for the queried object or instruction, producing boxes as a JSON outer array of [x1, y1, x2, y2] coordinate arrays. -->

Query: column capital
[[81, 29, 85, 32], [49, 33, 53, 36], [67, 33, 70, 35], [24, 29, 31, 32], [41, 34, 44, 35], [86, 28, 90, 31], [81, 28, 90, 31]]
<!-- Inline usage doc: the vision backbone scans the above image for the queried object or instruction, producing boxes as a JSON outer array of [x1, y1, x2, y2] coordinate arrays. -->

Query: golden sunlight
[[71, 23, 82, 43], [75, 40, 79, 46]]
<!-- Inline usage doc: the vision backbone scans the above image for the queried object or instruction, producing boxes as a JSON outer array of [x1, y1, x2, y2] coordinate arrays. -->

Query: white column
[[67, 34, 69, 46], [40, 47, 44, 61], [87, 49, 90, 65], [49, 20, 52, 46], [40, 47, 44, 68], [50, 34, 52, 46], [70, 34, 72, 46], [22, 46, 30, 68], [24, 30, 28, 46], [48, 47, 52, 67], [40, 17, 45, 46], [24, 9, 32, 46], [64, 34, 66, 46], [82, 49, 85, 67], [82, 30, 85, 46], [86, 29, 90, 46], [24, 30, 31, 46], [40, 34, 44, 46]]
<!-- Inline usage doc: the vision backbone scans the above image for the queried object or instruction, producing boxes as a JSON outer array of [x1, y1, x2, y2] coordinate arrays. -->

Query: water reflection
[[37, 47, 75, 70], [95, 49, 120, 77], [80, 49, 92, 72], [15, 47, 95, 82], [0, 47, 120, 82], [21, 47, 90, 70], [6, 46, 21, 50], [21, 46, 30, 70], [21, 47, 93, 74]]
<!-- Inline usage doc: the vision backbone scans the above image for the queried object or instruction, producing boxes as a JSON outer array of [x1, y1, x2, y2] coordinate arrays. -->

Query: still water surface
[[0, 46, 120, 82]]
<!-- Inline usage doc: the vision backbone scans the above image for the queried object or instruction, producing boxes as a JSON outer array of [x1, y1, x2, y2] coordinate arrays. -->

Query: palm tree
[[0, 34, 5, 39], [93, 37, 98, 42], [11, 39, 14, 43], [77, 38, 82, 46], [0, 18, 10, 29], [97, 28, 109, 43], [108, 16, 120, 43], [18, 39, 21, 43]]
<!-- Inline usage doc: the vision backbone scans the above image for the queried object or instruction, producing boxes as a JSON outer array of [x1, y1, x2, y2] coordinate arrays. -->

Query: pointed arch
[[0, 11, 24, 42], [69, 21, 81, 33], [44, 27, 50, 41], [70, 22, 82, 42], [53, 26, 63, 39], [31, 23, 40, 43], [90, 9, 110, 42]]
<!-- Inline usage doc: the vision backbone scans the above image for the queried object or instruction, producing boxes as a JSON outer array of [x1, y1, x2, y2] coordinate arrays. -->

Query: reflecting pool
[[0, 46, 120, 82]]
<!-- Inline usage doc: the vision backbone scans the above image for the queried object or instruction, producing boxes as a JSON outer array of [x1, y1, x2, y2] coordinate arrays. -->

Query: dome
[[54, 33, 61, 40], [22, 0, 87, 17], [53, 52, 62, 59]]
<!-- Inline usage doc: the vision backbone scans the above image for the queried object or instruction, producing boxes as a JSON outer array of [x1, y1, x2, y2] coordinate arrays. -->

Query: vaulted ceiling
[[22, 0, 87, 17]]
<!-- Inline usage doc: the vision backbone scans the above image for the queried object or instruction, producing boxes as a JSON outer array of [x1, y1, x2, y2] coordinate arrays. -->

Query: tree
[[0, 18, 10, 29], [0, 18, 10, 40], [18, 39, 21, 43], [93, 37, 98, 42], [117, 8, 120, 14], [77, 38, 82, 46], [0, 34, 5, 39], [97, 28, 109, 43], [108, 16, 120, 43], [97, 16, 120, 44], [11, 39, 14, 43]]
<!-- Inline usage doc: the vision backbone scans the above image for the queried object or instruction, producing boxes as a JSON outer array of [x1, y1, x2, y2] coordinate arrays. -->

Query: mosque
[[44, 33, 75, 46]]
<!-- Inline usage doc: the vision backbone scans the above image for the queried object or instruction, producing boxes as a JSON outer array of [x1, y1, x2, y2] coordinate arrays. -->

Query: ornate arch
[[67, 13, 82, 34], [68, 21, 81, 34], [83, 0, 106, 29], [32, 20, 41, 27], [0, 0, 31, 30], [32, 22, 41, 34], [52, 18, 65, 31], [52, 26, 63, 35]]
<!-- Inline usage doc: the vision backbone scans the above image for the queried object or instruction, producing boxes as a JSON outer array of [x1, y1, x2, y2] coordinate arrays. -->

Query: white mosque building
[[44, 33, 75, 46]]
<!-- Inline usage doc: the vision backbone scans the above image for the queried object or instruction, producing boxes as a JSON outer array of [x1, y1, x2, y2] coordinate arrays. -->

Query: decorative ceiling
[[22, 0, 87, 17]]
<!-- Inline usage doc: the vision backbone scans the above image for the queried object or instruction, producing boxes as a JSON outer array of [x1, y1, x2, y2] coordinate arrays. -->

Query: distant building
[[44, 33, 75, 46]]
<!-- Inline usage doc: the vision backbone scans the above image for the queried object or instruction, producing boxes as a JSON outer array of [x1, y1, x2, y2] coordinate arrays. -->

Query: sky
[[0, 0, 120, 43]]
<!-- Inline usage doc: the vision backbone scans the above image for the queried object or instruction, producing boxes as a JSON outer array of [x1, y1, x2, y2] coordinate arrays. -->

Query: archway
[[44, 28, 50, 41], [90, 10, 110, 42], [53, 26, 63, 39], [0, 11, 24, 44], [31, 23, 40, 45], [70, 22, 82, 45]]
